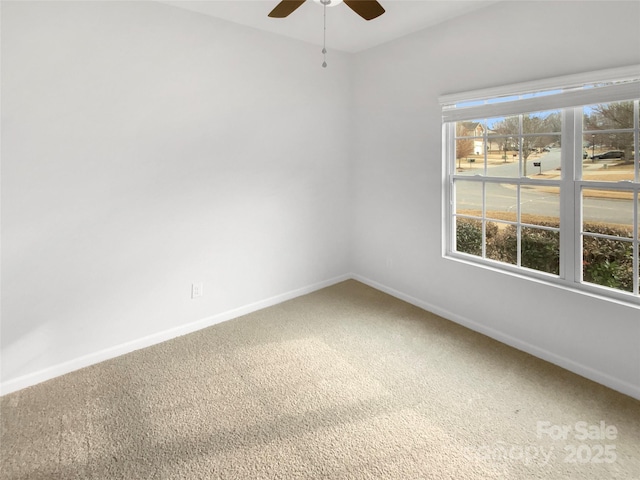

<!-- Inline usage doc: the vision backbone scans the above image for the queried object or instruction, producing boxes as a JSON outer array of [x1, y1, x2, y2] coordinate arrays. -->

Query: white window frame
[[440, 65, 640, 306]]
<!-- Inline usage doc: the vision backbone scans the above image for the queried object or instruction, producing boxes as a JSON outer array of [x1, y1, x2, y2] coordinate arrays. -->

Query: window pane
[[524, 135, 561, 180], [521, 227, 560, 275], [455, 138, 485, 175], [485, 222, 516, 265], [523, 110, 561, 134], [487, 115, 519, 136], [582, 189, 634, 238], [584, 101, 634, 130], [457, 120, 485, 138], [584, 132, 634, 157], [521, 186, 560, 227], [582, 100, 636, 183], [486, 182, 517, 222], [455, 122, 486, 176], [486, 136, 519, 178], [455, 218, 482, 256], [583, 235, 633, 292], [454, 180, 482, 217], [582, 134, 634, 182]]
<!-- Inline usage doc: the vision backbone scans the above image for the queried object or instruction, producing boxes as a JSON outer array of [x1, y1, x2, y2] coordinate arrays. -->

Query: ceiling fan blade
[[268, 0, 307, 18], [343, 0, 385, 20]]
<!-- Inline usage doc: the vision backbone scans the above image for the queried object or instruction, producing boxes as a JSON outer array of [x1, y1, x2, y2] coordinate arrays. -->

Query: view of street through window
[[450, 98, 639, 296]]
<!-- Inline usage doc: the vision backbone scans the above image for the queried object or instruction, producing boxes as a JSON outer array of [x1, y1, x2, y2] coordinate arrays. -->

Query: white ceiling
[[161, 0, 500, 53]]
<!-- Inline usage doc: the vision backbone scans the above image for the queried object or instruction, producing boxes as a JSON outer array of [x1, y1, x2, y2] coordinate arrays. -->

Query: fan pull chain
[[322, 3, 327, 68]]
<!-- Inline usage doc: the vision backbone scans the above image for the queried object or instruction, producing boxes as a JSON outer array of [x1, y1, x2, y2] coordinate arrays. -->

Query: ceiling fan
[[268, 0, 385, 21]]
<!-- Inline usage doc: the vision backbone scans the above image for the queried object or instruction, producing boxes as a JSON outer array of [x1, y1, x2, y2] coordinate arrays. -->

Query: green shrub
[[583, 233, 633, 291], [491, 224, 560, 274], [455, 218, 632, 290], [521, 227, 560, 274], [456, 218, 482, 256]]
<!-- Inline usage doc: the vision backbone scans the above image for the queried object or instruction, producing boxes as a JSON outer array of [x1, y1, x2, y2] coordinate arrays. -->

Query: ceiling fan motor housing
[[314, 0, 344, 6]]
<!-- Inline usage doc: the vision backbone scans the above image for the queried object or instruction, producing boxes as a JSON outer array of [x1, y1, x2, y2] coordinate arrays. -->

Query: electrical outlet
[[191, 282, 203, 299]]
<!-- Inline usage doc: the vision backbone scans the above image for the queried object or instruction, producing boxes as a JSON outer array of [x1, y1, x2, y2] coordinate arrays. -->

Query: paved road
[[455, 149, 635, 226]]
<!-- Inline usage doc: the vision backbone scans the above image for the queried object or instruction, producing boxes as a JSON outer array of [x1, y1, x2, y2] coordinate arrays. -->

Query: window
[[441, 66, 640, 304]]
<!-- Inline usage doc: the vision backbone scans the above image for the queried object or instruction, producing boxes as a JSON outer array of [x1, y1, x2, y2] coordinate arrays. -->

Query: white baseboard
[[352, 274, 640, 401], [4, 272, 638, 401], [0, 274, 351, 396]]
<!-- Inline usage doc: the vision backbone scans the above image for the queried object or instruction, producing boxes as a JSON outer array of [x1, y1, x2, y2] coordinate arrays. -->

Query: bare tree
[[585, 101, 634, 157], [493, 113, 559, 162], [456, 123, 475, 168], [590, 101, 633, 129]]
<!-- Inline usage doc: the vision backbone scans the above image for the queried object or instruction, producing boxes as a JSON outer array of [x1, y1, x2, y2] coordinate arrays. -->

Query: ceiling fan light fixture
[[313, 0, 343, 7]]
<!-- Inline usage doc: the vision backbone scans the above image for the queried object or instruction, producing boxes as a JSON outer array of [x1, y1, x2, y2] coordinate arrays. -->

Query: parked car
[[591, 150, 625, 160]]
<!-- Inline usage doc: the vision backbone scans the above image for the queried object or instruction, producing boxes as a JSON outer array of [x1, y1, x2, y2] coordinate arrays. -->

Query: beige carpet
[[1, 280, 639, 479]]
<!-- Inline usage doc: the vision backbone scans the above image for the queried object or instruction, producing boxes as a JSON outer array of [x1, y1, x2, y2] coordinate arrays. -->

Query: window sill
[[444, 251, 640, 311]]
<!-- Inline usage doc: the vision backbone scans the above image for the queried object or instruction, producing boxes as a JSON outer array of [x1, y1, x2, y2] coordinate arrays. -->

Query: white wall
[[1, 1, 352, 390], [351, 1, 640, 398]]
